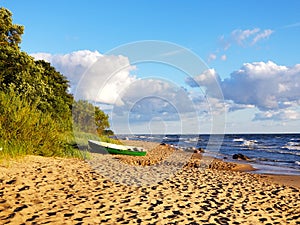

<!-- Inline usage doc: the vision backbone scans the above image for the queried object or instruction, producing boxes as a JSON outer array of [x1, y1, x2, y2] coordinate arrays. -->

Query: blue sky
[[2, 0, 300, 133]]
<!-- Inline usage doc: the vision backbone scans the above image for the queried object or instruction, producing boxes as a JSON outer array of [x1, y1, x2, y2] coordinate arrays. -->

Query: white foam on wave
[[282, 141, 300, 151], [241, 140, 258, 147], [233, 138, 244, 142], [290, 138, 300, 141], [283, 145, 300, 151], [287, 141, 300, 146]]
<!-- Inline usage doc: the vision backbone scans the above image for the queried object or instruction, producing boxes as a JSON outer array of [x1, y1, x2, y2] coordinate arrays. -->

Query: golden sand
[[0, 141, 299, 224]]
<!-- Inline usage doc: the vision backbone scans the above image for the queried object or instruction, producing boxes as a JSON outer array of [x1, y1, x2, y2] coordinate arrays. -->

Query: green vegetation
[[72, 100, 117, 147], [0, 89, 85, 158], [72, 100, 110, 135], [0, 7, 113, 160]]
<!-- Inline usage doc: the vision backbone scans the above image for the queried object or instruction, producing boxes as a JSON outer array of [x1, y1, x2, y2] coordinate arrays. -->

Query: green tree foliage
[[72, 100, 97, 133], [0, 8, 73, 121], [34, 60, 73, 119], [0, 7, 112, 158], [95, 107, 110, 136], [72, 100, 110, 135], [0, 7, 24, 46]]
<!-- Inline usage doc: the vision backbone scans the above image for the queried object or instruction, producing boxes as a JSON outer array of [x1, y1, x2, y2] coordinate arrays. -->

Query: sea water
[[116, 133, 300, 175]]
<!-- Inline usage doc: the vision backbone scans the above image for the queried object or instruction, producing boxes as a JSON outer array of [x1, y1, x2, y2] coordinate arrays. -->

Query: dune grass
[[0, 90, 87, 161]]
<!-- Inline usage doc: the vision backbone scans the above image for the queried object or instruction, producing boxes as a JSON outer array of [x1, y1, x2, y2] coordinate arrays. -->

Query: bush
[[0, 89, 85, 159]]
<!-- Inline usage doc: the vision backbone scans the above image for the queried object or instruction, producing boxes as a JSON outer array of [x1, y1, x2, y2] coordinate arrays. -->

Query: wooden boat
[[88, 140, 147, 156]]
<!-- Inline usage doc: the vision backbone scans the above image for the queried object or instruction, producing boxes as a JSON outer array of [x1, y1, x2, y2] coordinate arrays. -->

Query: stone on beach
[[232, 153, 250, 161]]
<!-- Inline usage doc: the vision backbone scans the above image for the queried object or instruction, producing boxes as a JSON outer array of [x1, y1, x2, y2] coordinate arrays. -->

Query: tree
[[95, 107, 110, 136], [72, 100, 96, 133], [0, 7, 24, 47], [0, 7, 73, 121], [0, 7, 112, 142], [72, 100, 110, 135], [35, 60, 73, 116]]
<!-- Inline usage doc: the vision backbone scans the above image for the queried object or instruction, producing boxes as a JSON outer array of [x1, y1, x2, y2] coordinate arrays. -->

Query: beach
[[0, 141, 300, 224]]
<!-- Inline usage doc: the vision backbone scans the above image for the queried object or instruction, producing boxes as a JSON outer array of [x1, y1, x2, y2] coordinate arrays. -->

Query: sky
[[1, 0, 300, 134]]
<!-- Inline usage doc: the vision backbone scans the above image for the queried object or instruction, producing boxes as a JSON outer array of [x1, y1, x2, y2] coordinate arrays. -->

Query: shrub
[[0, 89, 85, 159]]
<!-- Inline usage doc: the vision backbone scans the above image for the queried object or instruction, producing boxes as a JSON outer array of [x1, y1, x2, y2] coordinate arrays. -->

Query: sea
[[116, 133, 300, 175]]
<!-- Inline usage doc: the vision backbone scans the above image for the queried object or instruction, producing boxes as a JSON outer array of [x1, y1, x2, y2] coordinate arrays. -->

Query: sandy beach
[[1, 141, 300, 224]]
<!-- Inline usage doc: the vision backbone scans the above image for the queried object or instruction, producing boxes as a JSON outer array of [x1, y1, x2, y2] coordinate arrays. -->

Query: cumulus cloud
[[185, 69, 220, 87], [31, 50, 136, 105], [113, 78, 199, 120], [187, 61, 300, 121], [108, 78, 208, 134], [222, 61, 300, 110], [32, 50, 299, 123], [185, 68, 222, 98], [31, 50, 102, 86], [32, 50, 206, 125]]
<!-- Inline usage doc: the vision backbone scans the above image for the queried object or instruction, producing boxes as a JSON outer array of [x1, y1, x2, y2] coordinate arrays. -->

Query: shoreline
[[121, 139, 300, 175], [118, 133, 300, 173], [117, 140, 300, 188]]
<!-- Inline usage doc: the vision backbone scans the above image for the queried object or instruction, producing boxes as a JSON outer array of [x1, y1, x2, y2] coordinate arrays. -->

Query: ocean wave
[[296, 161, 300, 166], [290, 138, 300, 142], [288, 141, 300, 145], [241, 140, 258, 147], [276, 149, 300, 156], [282, 144, 300, 151], [281, 141, 300, 151], [232, 138, 259, 148], [233, 138, 244, 142]]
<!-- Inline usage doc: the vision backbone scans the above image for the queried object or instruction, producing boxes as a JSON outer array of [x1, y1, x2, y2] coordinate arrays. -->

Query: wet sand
[[262, 174, 300, 188], [0, 141, 299, 224]]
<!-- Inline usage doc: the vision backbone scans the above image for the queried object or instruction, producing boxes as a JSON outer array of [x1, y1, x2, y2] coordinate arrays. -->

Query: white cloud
[[221, 28, 274, 49], [220, 54, 227, 61], [31, 50, 136, 105], [210, 28, 273, 63], [222, 61, 300, 111], [219, 35, 231, 50], [231, 28, 260, 46], [187, 61, 300, 121], [252, 29, 273, 45], [185, 69, 222, 98], [32, 51, 208, 129], [208, 53, 217, 62], [33, 50, 300, 125], [113, 78, 199, 119], [109, 78, 208, 134], [254, 109, 300, 121], [185, 69, 220, 87]]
